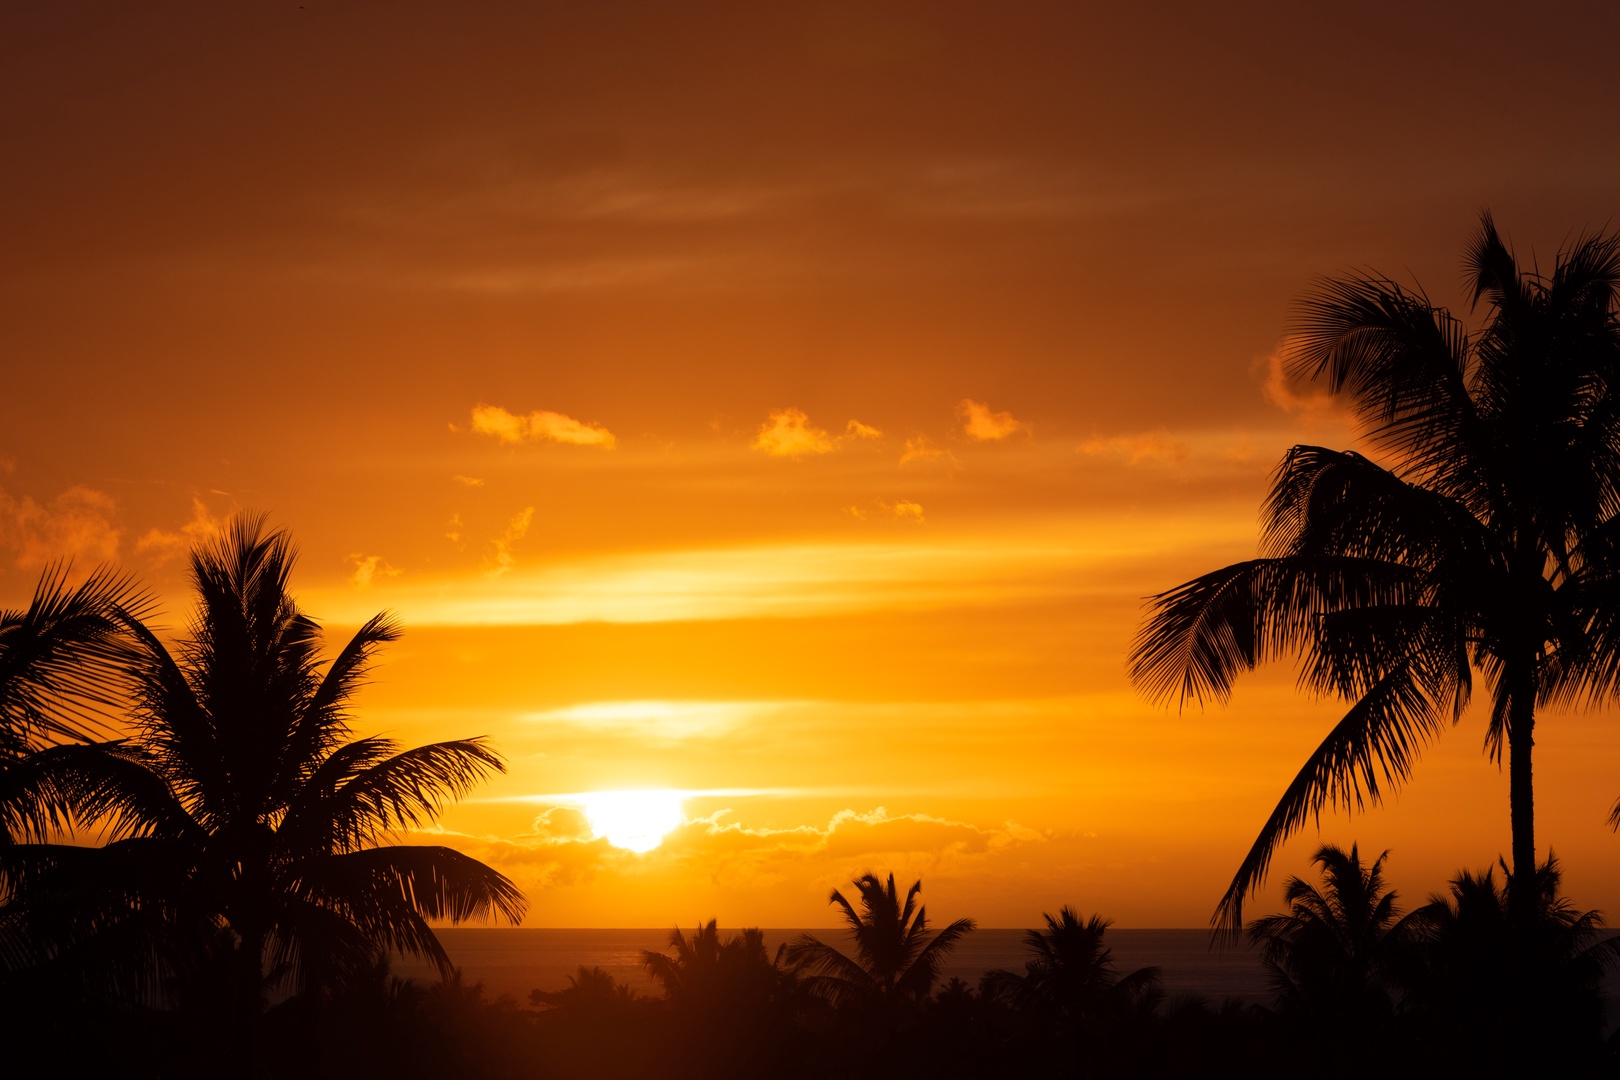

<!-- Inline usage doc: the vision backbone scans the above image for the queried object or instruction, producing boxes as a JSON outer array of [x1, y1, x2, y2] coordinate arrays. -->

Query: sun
[[579, 789, 686, 853]]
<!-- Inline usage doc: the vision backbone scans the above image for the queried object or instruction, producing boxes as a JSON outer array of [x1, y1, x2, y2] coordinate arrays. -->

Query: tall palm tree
[[0, 517, 525, 1057], [1129, 214, 1620, 929], [784, 873, 974, 1009], [1247, 843, 1407, 1024]]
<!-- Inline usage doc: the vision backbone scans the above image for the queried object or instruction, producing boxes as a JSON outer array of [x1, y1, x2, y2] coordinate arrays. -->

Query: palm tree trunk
[[1506, 673, 1537, 926]]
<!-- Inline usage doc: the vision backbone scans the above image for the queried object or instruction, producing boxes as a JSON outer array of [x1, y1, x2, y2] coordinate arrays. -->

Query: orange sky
[[7, 1, 1620, 927]]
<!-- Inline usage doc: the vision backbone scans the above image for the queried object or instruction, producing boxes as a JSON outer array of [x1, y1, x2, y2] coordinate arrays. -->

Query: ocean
[[395, 928, 1273, 1004]]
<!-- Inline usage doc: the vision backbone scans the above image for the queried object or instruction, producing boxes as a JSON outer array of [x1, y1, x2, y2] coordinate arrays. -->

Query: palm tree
[[0, 517, 526, 1060], [1129, 214, 1620, 929], [981, 907, 1160, 1027], [0, 565, 149, 843], [1399, 856, 1617, 1069], [1247, 843, 1407, 1025], [784, 872, 974, 1010], [640, 920, 789, 1011]]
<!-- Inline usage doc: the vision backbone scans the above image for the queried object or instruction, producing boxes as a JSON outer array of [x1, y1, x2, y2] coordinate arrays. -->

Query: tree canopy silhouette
[[1129, 213, 1620, 929], [785, 872, 974, 1010], [0, 516, 525, 1056]]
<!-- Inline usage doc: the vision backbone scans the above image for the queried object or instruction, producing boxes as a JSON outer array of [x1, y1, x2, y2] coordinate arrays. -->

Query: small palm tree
[[785, 873, 974, 1010], [641, 920, 788, 1012], [0, 517, 526, 1059], [981, 907, 1160, 1026], [1400, 856, 1617, 1069], [1247, 843, 1406, 1025]]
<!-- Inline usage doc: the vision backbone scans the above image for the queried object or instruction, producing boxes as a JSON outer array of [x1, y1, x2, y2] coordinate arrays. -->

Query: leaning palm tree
[[0, 516, 525, 1057], [785, 872, 974, 1009], [1129, 214, 1620, 929]]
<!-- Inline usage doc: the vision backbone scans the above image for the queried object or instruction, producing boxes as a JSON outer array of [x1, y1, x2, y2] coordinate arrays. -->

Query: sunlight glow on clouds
[[957, 398, 1026, 441], [470, 404, 618, 448], [753, 408, 835, 457], [486, 506, 534, 577], [301, 515, 1251, 627], [0, 485, 122, 570], [845, 419, 883, 439]]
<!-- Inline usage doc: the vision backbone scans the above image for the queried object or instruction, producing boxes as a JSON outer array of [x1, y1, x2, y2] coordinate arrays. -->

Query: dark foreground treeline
[[12, 853, 1619, 1080]]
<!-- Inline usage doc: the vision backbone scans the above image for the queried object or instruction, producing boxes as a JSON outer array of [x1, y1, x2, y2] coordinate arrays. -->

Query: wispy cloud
[[453, 474, 486, 487], [471, 404, 617, 448], [0, 485, 121, 571], [1080, 429, 1190, 465], [753, 408, 835, 458], [348, 553, 402, 587], [845, 419, 883, 439], [957, 398, 1026, 441], [899, 435, 948, 465], [487, 506, 535, 577]]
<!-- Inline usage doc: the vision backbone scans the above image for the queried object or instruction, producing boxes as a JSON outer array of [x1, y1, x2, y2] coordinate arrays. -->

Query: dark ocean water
[[396, 927, 1272, 1004]]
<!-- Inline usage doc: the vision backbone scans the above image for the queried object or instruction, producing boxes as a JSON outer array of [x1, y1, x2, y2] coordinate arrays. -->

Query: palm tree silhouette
[[981, 907, 1160, 1026], [1247, 843, 1406, 1026], [1400, 856, 1617, 1069], [1129, 214, 1620, 928], [641, 920, 789, 1010], [784, 873, 974, 1010], [0, 517, 525, 1058]]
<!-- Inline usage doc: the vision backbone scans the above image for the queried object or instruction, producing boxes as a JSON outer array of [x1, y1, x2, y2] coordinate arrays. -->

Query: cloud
[[348, 553, 402, 587], [487, 506, 535, 577], [453, 474, 485, 487], [845, 419, 883, 439], [469, 798, 1044, 895], [1079, 430, 1190, 465], [899, 435, 947, 465], [889, 500, 925, 522], [0, 485, 121, 571], [957, 398, 1026, 441], [470, 404, 617, 449], [136, 497, 230, 565], [753, 408, 835, 458]]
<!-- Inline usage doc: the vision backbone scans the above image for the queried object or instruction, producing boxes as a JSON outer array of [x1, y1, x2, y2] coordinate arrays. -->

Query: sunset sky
[[7, 1, 1620, 928]]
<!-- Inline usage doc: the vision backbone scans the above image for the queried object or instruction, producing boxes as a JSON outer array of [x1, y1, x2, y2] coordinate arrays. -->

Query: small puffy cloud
[[487, 506, 535, 577], [453, 474, 485, 487], [889, 500, 925, 522], [470, 404, 617, 449], [753, 408, 835, 458], [957, 398, 1026, 441], [1080, 430, 1190, 465], [845, 419, 883, 439], [1255, 338, 1354, 443], [348, 553, 402, 588], [0, 485, 121, 570], [899, 435, 945, 465]]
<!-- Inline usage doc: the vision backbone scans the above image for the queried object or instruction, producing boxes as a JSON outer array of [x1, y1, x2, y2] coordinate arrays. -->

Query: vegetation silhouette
[[0, 516, 525, 1069], [1247, 843, 1407, 1035], [785, 872, 975, 1010], [1398, 855, 1619, 1070], [1129, 213, 1620, 930], [981, 907, 1162, 1025]]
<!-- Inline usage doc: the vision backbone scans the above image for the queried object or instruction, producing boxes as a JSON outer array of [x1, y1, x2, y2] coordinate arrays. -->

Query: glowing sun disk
[[580, 789, 686, 853]]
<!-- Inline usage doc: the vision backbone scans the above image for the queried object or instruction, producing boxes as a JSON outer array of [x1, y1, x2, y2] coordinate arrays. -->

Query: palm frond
[[1212, 662, 1447, 933], [1130, 556, 1419, 707]]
